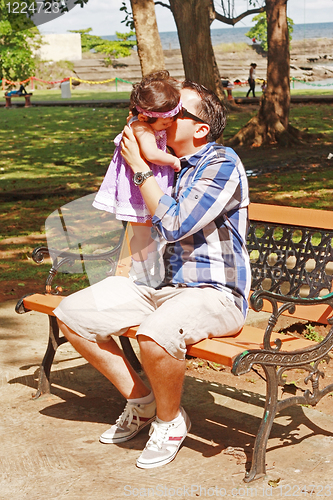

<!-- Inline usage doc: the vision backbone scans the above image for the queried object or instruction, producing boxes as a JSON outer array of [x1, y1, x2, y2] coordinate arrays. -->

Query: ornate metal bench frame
[[16, 205, 333, 482]]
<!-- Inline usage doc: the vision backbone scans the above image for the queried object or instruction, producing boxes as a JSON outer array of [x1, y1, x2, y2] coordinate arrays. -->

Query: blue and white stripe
[[152, 142, 251, 317]]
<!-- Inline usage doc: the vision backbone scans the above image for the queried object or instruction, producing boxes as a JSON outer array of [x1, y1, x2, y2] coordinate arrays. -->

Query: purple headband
[[136, 100, 182, 118]]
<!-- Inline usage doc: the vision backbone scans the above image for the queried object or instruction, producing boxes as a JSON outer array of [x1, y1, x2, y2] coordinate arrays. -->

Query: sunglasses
[[179, 107, 208, 124]]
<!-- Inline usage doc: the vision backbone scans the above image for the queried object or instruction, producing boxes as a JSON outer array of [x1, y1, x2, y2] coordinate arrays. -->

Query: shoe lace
[[116, 403, 139, 428], [148, 420, 170, 449]]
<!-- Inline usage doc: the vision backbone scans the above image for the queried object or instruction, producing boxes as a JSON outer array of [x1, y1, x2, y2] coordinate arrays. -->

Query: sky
[[39, 0, 333, 36]]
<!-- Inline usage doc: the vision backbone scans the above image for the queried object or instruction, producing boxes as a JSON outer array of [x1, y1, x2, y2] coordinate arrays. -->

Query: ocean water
[[104, 22, 333, 50], [160, 22, 333, 50]]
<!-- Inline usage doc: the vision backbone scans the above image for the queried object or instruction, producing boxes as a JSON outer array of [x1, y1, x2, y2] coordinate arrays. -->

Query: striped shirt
[[152, 142, 251, 318]]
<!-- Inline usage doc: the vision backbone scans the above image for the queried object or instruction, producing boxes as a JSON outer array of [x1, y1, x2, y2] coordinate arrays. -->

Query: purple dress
[[93, 119, 174, 223]]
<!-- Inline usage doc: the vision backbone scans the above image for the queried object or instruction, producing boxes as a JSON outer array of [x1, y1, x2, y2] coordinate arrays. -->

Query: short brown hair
[[182, 80, 227, 141], [130, 71, 181, 123]]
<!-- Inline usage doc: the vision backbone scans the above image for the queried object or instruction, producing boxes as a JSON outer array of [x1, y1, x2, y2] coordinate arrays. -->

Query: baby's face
[[150, 117, 174, 131]]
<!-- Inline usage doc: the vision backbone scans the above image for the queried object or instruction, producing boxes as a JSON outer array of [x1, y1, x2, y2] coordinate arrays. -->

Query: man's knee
[[138, 334, 171, 361]]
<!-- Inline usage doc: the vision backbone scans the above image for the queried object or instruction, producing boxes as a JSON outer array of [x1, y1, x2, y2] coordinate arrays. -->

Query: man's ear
[[194, 123, 210, 140], [138, 113, 149, 122]]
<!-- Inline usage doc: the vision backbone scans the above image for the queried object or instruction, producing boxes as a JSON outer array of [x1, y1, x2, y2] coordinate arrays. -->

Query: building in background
[[35, 34, 82, 61]]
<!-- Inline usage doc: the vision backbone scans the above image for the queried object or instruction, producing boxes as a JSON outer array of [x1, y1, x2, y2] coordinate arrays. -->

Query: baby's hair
[[130, 71, 181, 123]]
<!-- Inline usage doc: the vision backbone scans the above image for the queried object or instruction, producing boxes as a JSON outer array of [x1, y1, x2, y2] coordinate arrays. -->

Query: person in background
[[246, 63, 257, 98], [261, 80, 267, 94]]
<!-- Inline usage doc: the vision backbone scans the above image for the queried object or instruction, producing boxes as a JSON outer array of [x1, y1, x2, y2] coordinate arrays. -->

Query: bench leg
[[5, 97, 11, 108], [119, 336, 142, 372], [244, 365, 278, 482], [24, 95, 31, 107], [33, 315, 68, 399]]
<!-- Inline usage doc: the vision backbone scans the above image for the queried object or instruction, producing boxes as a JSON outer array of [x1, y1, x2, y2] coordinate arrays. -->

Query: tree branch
[[154, 1, 171, 10], [214, 6, 265, 26]]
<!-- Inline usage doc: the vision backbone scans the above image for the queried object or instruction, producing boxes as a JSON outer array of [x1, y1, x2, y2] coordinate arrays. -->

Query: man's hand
[[121, 126, 164, 216], [121, 125, 150, 174]]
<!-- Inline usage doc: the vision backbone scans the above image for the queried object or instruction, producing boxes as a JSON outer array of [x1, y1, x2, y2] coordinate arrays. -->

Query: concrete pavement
[[1, 298, 333, 499]]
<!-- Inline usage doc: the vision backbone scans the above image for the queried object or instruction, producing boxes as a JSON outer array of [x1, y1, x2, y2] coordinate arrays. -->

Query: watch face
[[134, 172, 143, 184], [133, 171, 153, 186], [134, 173, 144, 185]]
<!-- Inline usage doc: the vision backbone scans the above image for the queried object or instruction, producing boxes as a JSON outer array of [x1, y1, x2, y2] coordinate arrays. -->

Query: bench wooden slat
[[23, 293, 62, 315], [23, 291, 332, 334], [249, 203, 333, 231], [216, 325, 312, 348], [22, 293, 315, 369], [186, 339, 246, 367], [22, 294, 246, 367], [120, 324, 315, 365]]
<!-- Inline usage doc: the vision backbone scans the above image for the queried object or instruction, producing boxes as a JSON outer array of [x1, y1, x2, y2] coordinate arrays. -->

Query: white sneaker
[[99, 400, 156, 444], [136, 407, 191, 469]]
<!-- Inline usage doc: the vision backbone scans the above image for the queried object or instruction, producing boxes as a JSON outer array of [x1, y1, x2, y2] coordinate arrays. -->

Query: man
[[54, 80, 251, 469]]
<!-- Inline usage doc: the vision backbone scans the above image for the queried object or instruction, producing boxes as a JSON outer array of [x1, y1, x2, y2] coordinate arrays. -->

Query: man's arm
[[153, 155, 247, 242]]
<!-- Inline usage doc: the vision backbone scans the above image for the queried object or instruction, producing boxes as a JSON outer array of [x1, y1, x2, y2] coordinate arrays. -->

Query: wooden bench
[[15, 202, 333, 482], [4, 93, 32, 108]]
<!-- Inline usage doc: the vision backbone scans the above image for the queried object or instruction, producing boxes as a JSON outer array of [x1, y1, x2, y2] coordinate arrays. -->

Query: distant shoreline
[[103, 22, 333, 50]]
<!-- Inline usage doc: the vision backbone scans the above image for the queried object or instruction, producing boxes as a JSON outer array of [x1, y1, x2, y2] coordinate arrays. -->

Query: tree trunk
[[168, 0, 225, 101], [228, 0, 302, 147], [130, 0, 165, 76], [262, 0, 290, 135]]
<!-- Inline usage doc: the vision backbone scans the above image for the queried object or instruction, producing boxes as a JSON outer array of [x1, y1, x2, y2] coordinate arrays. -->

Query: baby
[[93, 71, 182, 286]]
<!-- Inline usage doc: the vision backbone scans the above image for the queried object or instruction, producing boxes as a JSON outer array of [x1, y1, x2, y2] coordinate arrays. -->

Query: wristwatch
[[133, 170, 154, 186]]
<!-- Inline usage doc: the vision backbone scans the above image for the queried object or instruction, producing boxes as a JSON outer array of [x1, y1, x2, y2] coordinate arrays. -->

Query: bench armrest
[[251, 288, 333, 313], [32, 238, 124, 293], [250, 289, 333, 350], [232, 324, 333, 377]]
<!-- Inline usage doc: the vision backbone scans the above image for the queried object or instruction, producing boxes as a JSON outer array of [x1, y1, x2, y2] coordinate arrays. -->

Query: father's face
[[166, 88, 203, 156]]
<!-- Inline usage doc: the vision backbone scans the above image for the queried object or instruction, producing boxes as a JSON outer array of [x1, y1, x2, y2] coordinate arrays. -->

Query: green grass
[[4, 87, 332, 101], [248, 169, 333, 210], [1, 100, 333, 296], [1, 89, 131, 102], [0, 106, 128, 202], [1, 101, 332, 236], [225, 99, 333, 139], [231, 87, 333, 97]]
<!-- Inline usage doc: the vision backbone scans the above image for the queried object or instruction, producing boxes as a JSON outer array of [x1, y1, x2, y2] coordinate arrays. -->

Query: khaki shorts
[[54, 276, 245, 360]]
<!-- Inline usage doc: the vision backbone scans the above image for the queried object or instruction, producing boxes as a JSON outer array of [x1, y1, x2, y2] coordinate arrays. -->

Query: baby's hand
[[171, 157, 181, 172]]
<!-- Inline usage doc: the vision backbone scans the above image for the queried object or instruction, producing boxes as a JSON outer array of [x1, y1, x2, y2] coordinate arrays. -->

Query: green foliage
[[0, 0, 35, 32], [69, 28, 136, 66], [96, 32, 136, 67], [68, 28, 99, 52], [120, 1, 135, 31], [304, 324, 324, 343], [246, 13, 294, 52], [0, 1, 41, 83]]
